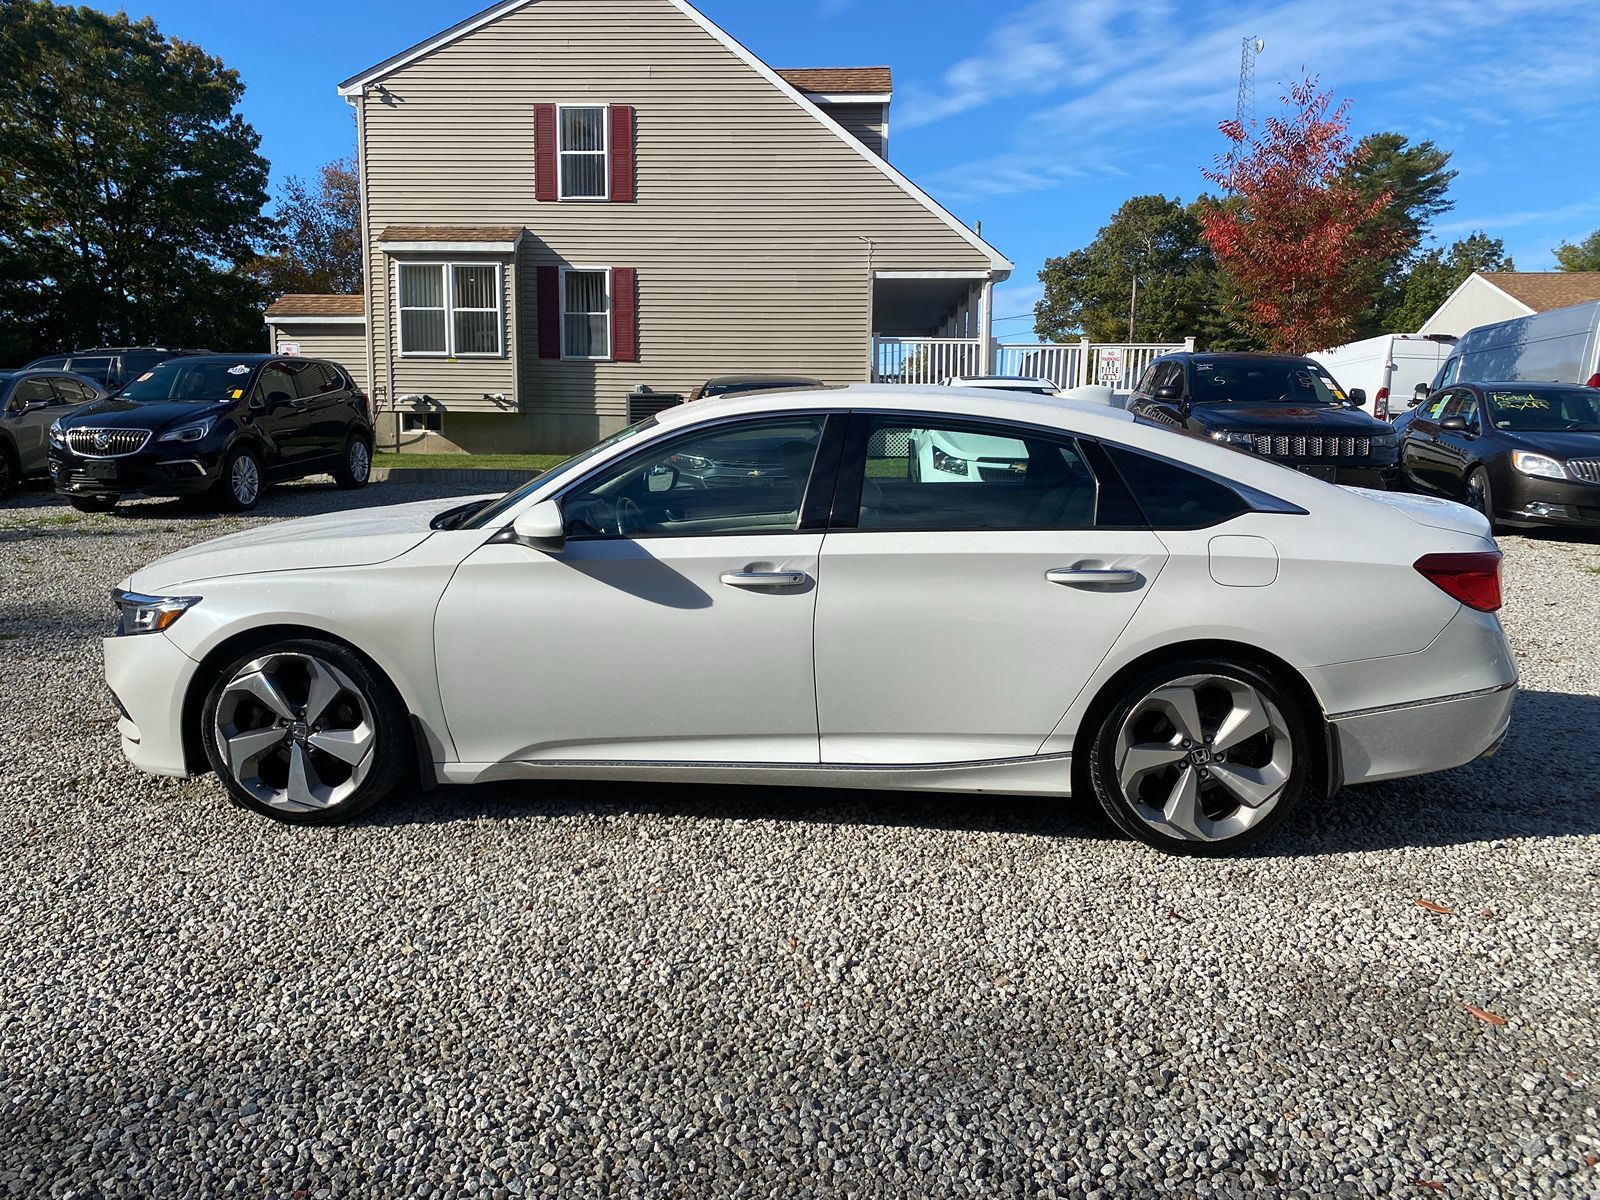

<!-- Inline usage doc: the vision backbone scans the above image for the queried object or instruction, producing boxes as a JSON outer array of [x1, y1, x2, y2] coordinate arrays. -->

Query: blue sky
[[95, 0, 1600, 331]]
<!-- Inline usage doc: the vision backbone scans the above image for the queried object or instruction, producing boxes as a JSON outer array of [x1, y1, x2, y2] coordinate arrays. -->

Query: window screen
[[563, 270, 610, 358], [559, 106, 608, 199], [398, 264, 447, 354]]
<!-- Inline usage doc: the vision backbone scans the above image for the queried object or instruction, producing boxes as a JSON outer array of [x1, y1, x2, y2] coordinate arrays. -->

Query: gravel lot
[[2, 480, 1598, 1199]]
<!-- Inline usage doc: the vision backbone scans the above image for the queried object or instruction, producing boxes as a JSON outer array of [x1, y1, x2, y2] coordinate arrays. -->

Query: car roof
[[703, 373, 823, 385], [944, 375, 1057, 387], [1168, 352, 1318, 363], [1456, 380, 1593, 391], [154, 353, 278, 365]]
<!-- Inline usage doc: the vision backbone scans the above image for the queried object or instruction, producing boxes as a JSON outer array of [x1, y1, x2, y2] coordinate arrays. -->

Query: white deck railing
[[872, 336, 1194, 390]]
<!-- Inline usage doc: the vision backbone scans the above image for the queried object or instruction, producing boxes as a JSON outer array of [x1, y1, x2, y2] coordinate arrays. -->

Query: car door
[[811, 412, 1169, 764], [1432, 389, 1485, 497], [5, 378, 59, 474], [250, 361, 317, 475], [432, 413, 839, 766], [1400, 388, 1456, 493], [290, 361, 351, 463]]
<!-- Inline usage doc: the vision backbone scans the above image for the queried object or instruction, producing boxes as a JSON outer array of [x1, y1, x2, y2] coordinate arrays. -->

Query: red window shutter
[[534, 104, 558, 202], [537, 265, 562, 359], [611, 267, 637, 362], [609, 104, 635, 202]]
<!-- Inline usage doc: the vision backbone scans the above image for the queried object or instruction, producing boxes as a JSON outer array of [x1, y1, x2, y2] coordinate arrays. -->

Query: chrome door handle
[[720, 570, 809, 589], [1046, 567, 1142, 588]]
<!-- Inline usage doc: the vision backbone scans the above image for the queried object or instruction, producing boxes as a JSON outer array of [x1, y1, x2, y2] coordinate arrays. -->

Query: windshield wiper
[[430, 500, 489, 530]]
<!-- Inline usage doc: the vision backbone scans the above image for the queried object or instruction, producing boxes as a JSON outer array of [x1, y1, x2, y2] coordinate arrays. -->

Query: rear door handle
[[720, 570, 809, 590], [1046, 567, 1142, 588]]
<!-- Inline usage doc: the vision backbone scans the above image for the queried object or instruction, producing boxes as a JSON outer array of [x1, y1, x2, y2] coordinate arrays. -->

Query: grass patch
[[0, 632, 18, 641], [373, 453, 568, 473]]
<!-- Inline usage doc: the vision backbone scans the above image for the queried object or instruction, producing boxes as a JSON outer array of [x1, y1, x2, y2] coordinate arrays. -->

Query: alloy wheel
[[1113, 673, 1294, 844], [349, 439, 371, 482], [231, 454, 261, 507], [213, 652, 377, 814], [1465, 472, 1490, 517]]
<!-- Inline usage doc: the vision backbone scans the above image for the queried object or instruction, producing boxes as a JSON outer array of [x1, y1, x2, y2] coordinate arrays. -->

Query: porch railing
[[872, 336, 1195, 390]]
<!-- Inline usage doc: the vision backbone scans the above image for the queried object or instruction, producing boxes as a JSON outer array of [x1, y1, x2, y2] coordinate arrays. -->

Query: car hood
[[126, 494, 497, 589], [1191, 404, 1389, 433], [1342, 487, 1492, 538], [1495, 429, 1600, 457], [64, 397, 233, 429]]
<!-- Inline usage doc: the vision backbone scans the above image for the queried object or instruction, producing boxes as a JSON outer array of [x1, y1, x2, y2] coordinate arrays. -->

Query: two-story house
[[264, 0, 1013, 454]]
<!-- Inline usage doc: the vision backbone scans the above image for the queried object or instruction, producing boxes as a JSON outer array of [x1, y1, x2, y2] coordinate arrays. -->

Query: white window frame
[[394, 261, 505, 359], [556, 103, 611, 202], [560, 266, 612, 361]]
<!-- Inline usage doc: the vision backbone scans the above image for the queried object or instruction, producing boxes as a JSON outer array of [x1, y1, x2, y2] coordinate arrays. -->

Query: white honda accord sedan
[[105, 385, 1517, 854]]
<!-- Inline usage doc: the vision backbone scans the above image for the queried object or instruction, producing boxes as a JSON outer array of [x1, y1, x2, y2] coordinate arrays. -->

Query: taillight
[[1374, 385, 1389, 419], [1414, 551, 1503, 613], [1585, 372, 1600, 389]]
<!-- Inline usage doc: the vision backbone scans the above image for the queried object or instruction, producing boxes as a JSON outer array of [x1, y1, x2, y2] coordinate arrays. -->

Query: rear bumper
[[1330, 682, 1516, 784]]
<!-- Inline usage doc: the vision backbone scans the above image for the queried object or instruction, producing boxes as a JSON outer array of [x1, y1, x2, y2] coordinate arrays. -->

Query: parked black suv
[[1127, 352, 1399, 486], [25, 346, 211, 391], [49, 355, 374, 512]]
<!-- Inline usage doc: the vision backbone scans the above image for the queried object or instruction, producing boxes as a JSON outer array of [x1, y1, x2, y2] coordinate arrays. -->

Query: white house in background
[[1421, 271, 1600, 338], [261, 0, 1011, 455]]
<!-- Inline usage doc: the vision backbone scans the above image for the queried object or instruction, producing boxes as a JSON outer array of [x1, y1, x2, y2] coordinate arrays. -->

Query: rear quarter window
[[1105, 445, 1249, 529]]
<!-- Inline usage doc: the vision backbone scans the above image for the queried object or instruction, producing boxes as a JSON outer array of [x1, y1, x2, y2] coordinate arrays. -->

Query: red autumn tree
[[1199, 78, 1412, 353]]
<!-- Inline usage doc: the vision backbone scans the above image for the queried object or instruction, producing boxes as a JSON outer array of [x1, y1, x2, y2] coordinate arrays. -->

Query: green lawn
[[373, 453, 569, 473]]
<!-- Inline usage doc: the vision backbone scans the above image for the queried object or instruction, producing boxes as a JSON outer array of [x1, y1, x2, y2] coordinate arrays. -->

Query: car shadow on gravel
[[0, 478, 501, 521], [359, 689, 1600, 855]]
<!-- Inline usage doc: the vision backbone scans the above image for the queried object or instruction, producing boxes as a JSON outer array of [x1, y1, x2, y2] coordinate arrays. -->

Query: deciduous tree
[[246, 158, 363, 297], [1553, 228, 1600, 272], [0, 0, 272, 359], [1199, 78, 1412, 353]]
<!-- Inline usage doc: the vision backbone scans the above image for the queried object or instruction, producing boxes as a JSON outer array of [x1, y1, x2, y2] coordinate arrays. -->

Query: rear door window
[[293, 362, 338, 398], [67, 356, 115, 385], [1103, 445, 1249, 529]]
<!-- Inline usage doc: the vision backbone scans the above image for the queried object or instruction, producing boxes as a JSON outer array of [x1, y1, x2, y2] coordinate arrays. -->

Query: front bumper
[[1330, 682, 1516, 785], [1496, 471, 1600, 529], [105, 630, 203, 777], [50, 445, 223, 497]]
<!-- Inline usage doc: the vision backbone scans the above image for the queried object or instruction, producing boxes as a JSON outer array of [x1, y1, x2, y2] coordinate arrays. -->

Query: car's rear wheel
[[215, 446, 263, 511], [334, 434, 372, 490], [1087, 659, 1308, 855], [1465, 467, 1495, 528], [68, 494, 119, 513], [201, 638, 410, 825]]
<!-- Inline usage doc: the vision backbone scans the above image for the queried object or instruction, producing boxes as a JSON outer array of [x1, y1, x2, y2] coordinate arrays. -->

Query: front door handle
[[720, 570, 809, 590], [1046, 567, 1142, 589]]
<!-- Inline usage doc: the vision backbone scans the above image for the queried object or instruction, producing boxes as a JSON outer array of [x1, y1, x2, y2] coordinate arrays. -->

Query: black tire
[[1086, 657, 1309, 856], [1465, 467, 1496, 530], [200, 636, 411, 826], [333, 432, 373, 490], [0, 444, 16, 500], [69, 494, 119, 513], [213, 445, 264, 512]]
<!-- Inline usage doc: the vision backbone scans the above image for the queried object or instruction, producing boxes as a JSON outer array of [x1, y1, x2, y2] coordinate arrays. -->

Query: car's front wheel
[[333, 433, 372, 490], [215, 446, 263, 511], [1086, 659, 1308, 855], [201, 638, 411, 824], [1465, 467, 1496, 529]]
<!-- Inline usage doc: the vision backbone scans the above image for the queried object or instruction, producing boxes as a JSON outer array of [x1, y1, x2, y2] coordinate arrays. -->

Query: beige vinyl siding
[[268, 323, 370, 393], [356, 0, 992, 448], [387, 255, 519, 408], [818, 102, 887, 157]]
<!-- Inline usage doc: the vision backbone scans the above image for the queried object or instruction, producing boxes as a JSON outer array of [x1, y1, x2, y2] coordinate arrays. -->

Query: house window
[[558, 105, 609, 199], [563, 269, 610, 359], [397, 263, 503, 357]]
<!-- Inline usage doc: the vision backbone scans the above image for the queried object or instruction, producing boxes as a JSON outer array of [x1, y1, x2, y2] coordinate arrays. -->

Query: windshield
[[1486, 387, 1600, 432], [461, 417, 660, 529], [116, 360, 257, 403], [1191, 360, 1348, 405]]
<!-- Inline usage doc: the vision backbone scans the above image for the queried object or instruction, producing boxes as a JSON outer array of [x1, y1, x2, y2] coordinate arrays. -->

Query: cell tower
[[1236, 35, 1265, 129]]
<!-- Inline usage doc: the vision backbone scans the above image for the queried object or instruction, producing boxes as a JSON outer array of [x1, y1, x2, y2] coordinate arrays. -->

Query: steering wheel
[[614, 496, 645, 536]]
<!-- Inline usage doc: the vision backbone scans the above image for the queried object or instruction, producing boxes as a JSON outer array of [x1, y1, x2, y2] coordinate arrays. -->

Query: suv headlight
[[111, 589, 201, 636], [158, 417, 217, 444], [1207, 430, 1256, 447], [49, 419, 66, 447], [1370, 432, 1398, 448], [1511, 450, 1566, 480]]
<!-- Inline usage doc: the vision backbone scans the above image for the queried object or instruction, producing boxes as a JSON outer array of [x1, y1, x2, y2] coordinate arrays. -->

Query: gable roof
[[335, 0, 1009, 273], [265, 294, 365, 319], [776, 67, 892, 97], [1481, 271, 1600, 312]]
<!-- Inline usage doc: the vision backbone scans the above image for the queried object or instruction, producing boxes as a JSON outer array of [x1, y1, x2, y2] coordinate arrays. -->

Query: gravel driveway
[[2, 481, 1598, 1199]]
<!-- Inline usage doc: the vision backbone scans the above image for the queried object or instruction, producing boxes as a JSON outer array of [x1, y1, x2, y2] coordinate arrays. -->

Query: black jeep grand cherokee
[[1127, 352, 1398, 486], [49, 354, 374, 512]]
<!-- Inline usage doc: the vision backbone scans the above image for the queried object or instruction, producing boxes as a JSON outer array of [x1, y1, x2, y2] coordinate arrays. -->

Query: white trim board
[[804, 92, 891, 105], [264, 314, 367, 326], [379, 240, 520, 253], [874, 270, 990, 280], [335, 0, 1011, 273]]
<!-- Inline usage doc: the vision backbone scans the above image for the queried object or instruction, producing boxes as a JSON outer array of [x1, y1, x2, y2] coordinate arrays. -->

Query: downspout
[[979, 276, 995, 375]]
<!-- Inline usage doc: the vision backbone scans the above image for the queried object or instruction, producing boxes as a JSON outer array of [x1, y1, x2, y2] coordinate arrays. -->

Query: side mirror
[[1413, 382, 1431, 404], [645, 464, 678, 494], [1347, 387, 1366, 406], [509, 498, 565, 552], [1438, 415, 1468, 432], [1153, 384, 1182, 402], [22, 398, 51, 413]]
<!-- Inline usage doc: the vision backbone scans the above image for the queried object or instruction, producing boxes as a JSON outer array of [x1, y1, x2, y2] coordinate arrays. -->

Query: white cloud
[[818, 0, 853, 16], [1432, 200, 1600, 239]]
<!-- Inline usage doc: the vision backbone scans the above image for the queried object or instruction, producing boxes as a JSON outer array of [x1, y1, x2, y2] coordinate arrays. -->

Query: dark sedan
[[49, 354, 374, 512], [1398, 381, 1600, 530], [0, 369, 107, 498], [1127, 353, 1398, 486]]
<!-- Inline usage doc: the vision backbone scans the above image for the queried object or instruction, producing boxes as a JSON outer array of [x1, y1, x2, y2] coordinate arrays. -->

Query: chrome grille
[[65, 428, 151, 458], [1569, 458, 1600, 484], [1252, 434, 1371, 459]]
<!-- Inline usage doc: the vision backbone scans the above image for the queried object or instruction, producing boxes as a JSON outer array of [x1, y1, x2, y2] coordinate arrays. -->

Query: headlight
[[1370, 432, 1398, 448], [158, 418, 217, 444], [1207, 430, 1256, 447], [111, 589, 201, 636], [49, 419, 66, 447], [1511, 450, 1566, 480], [931, 446, 970, 475], [668, 452, 712, 471]]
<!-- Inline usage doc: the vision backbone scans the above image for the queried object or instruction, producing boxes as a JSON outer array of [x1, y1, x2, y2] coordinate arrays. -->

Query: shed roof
[[775, 67, 892, 96], [264, 294, 365, 318]]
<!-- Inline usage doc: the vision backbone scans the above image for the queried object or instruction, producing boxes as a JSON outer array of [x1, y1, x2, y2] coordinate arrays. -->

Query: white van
[[1309, 333, 1456, 419], [1418, 299, 1600, 403]]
